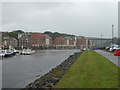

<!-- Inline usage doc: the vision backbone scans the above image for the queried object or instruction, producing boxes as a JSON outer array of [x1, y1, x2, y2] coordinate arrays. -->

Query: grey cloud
[[2, 2, 118, 38]]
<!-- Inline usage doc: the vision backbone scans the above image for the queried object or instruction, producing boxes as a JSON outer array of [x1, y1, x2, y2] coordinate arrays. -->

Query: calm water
[[2, 49, 80, 88]]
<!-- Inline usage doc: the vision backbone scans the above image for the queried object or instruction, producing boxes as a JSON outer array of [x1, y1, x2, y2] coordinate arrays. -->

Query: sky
[[0, 1, 119, 38]]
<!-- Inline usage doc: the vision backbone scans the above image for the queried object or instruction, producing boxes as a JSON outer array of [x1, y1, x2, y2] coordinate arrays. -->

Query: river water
[[2, 49, 80, 88]]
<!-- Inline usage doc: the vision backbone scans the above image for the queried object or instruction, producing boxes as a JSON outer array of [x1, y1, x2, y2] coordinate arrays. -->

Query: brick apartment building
[[0, 31, 96, 49], [28, 33, 46, 47], [53, 37, 67, 46], [76, 37, 94, 49], [28, 33, 52, 48], [53, 37, 78, 49], [65, 37, 74, 46], [0, 32, 2, 48]]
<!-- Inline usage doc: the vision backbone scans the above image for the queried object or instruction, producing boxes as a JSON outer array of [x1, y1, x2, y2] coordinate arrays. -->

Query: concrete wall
[[91, 39, 111, 48]]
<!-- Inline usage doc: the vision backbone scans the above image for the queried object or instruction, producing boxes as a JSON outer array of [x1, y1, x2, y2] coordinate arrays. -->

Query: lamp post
[[101, 34, 102, 48], [112, 25, 114, 46]]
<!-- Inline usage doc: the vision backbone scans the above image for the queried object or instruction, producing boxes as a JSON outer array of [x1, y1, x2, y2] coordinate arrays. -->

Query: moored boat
[[4, 50, 14, 57], [12, 49, 20, 55], [21, 49, 35, 55], [0, 50, 5, 57]]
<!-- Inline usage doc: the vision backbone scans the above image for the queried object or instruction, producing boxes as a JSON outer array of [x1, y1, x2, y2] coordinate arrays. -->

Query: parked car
[[114, 49, 120, 56], [109, 46, 120, 52], [112, 47, 120, 52]]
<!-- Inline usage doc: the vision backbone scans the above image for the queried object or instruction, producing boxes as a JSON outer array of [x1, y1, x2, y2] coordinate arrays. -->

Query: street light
[[112, 25, 114, 45], [101, 34, 102, 48]]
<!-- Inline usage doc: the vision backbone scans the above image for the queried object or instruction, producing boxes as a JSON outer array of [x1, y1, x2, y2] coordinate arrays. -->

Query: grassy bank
[[54, 50, 118, 88], [25, 52, 81, 88]]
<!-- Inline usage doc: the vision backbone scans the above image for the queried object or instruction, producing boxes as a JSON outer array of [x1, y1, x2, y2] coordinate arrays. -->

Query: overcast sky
[[1, 2, 118, 38]]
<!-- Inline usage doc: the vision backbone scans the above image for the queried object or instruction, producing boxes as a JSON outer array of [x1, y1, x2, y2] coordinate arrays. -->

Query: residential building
[[3, 36, 17, 49], [76, 37, 86, 49], [28, 33, 50, 47], [76, 37, 94, 49], [65, 37, 74, 46], [44, 34, 52, 47], [53, 37, 67, 46], [18, 33, 29, 49], [0, 32, 2, 48]]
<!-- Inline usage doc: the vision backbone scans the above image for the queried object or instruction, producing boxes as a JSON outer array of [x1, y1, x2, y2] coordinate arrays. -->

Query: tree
[[44, 31, 76, 39], [8, 30, 24, 39]]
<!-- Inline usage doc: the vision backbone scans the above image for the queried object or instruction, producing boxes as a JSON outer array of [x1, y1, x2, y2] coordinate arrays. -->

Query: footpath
[[95, 50, 119, 67]]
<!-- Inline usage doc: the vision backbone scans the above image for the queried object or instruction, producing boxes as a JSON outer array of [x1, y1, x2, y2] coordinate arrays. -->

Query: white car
[[113, 47, 120, 52], [109, 47, 120, 52]]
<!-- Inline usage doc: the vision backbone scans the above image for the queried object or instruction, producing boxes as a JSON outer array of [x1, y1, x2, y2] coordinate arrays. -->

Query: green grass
[[54, 50, 119, 88]]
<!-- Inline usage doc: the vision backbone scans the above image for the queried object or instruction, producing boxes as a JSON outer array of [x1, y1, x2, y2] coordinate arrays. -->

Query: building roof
[[44, 34, 51, 39], [77, 36, 82, 39], [18, 33, 28, 39], [65, 37, 72, 40], [4, 36, 17, 41], [33, 33, 45, 38], [55, 37, 66, 40]]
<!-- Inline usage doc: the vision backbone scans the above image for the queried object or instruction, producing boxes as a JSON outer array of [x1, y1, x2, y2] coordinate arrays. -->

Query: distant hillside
[[2, 30, 77, 40], [7, 30, 24, 39], [44, 31, 76, 39]]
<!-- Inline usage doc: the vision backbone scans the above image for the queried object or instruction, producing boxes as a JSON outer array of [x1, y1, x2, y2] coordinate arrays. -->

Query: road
[[95, 50, 119, 67]]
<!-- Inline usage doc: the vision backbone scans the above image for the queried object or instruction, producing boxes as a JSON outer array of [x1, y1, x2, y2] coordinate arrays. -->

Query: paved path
[[95, 50, 119, 67]]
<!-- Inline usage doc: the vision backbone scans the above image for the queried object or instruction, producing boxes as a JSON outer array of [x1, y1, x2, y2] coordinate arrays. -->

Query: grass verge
[[54, 50, 119, 88]]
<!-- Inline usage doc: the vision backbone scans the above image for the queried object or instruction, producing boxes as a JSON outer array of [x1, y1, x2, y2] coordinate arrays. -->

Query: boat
[[0, 50, 5, 57], [4, 50, 14, 57], [21, 49, 35, 55], [12, 49, 20, 55]]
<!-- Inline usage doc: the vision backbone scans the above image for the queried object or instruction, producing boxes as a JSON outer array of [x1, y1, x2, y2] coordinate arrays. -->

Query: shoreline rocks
[[24, 52, 82, 89]]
